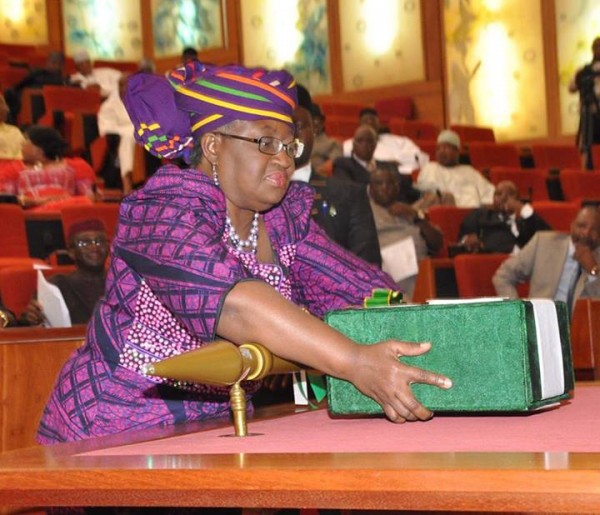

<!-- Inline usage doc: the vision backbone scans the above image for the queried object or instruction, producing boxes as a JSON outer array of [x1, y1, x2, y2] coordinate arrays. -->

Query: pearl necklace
[[225, 212, 259, 254]]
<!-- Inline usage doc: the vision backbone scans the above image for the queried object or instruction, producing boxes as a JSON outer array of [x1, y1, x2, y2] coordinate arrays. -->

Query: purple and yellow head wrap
[[123, 61, 297, 163]]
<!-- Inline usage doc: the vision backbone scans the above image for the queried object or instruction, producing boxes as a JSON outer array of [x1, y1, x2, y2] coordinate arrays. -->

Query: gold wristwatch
[[0, 310, 10, 328]]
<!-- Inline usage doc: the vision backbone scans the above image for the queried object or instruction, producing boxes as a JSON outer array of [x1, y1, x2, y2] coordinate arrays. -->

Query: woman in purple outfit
[[37, 61, 451, 444]]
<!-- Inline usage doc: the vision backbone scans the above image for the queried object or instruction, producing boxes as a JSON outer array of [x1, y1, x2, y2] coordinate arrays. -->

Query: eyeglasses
[[214, 132, 304, 159], [74, 237, 108, 248]]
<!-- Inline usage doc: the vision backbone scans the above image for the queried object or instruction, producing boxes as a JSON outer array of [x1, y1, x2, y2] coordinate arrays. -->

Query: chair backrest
[[530, 144, 581, 170], [0, 65, 28, 90], [60, 203, 120, 243], [388, 119, 439, 141], [0, 204, 29, 257], [427, 206, 472, 257], [449, 124, 496, 143], [559, 169, 600, 203], [414, 140, 437, 161], [454, 253, 511, 298], [592, 145, 600, 170], [374, 96, 414, 125], [0, 265, 76, 318], [468, 143, 521, 170], [531, 201, 580, 232], [324, 115, 358, 139], [319, 101, 365, 119], [488, 166, 550, 202], [42, 85, 102, 114]]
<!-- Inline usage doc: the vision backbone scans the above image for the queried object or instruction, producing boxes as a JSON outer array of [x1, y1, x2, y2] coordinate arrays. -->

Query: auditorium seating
[[592, 145, 600, 170], [468, 143, 521, 171], [414, 140, 437, 161], [449, 124, 496, 143], [427, 206, 472, 257], [374, 96, 414, 126], [0, 265, 76, 318], [488, 167, 550, 201], [571, 298, 600, 381], [530, 143, 582, 170], [0, 204, 30, 257], [531, 200, 579, 232], [324, 115, 357, 139], [319, 100, 364, 119], [455, 253, 505, 298], [388, 119, 439, 140], [559, 168, 600, 204]]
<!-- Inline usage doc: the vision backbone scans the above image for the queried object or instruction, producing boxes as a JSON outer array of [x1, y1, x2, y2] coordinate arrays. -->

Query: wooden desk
[[0, 384, 599, 512], [0, 326, 85, 452]]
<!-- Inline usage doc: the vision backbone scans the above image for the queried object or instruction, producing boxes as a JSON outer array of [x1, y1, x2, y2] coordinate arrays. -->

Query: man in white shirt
[[342, 108, 428, 175], [416, 129, 494, 208], [70, 50, 135, 193]]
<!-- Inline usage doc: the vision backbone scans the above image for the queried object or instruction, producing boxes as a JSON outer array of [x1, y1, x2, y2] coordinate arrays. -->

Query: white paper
[[37, 270, 71, 328], [427, 297, 506, 305], [380, 237, 419, 282], [292, 370, 309, 406], [530, 299, 564, 399]]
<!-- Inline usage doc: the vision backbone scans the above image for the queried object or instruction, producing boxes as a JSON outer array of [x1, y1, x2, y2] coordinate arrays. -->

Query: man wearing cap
[[415, 129, 494, 208], [20, 219, 108, 326]]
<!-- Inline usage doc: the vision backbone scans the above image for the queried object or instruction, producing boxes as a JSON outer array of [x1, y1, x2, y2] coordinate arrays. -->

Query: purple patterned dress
[[37, 165, 396, 444]]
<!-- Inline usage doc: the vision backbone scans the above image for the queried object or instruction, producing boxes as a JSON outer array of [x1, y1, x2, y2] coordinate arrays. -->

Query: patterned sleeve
[[112, 189, 248, 340], [290, 219, 397, 318]]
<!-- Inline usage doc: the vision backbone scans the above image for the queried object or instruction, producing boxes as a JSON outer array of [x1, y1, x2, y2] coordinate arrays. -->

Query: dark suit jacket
[[459, 207, 551, 253], [308, 169, 382, 267], [332, 156, 421, 204]]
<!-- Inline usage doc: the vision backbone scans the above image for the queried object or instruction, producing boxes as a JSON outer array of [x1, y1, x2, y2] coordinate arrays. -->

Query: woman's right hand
[[348, 340, 452, 423]]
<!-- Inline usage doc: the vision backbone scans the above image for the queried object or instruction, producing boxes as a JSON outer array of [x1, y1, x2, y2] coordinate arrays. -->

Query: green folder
[[325, 299, 574, 415]]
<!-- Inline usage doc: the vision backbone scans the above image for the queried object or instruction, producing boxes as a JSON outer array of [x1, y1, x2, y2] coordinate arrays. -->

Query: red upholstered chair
[[454, 253, 529, 298], [374, 96, 414, 126], [388, 119, 439, 140], [531, 201, 580, 232], [488, 167, 550, 202], [0, 265, 75, 318], [449, 124, 496, 143], [468, 143, 521, 171], [0, 65, 28, 90], [529, 144, 582, 170], [414, 140, 437, 161], [454, 253, 509, 298], [318, 101, 365, 119], [559, 169, 600, 204], [592, 145, 600, 170], [60, 203, 120, 243], [427, 206, 472, 257], [324, 115, 358, 139], [0, 204, 29, 257]]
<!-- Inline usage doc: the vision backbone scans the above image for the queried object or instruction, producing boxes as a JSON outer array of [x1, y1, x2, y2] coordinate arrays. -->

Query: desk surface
[[0, 383, 599, 512]]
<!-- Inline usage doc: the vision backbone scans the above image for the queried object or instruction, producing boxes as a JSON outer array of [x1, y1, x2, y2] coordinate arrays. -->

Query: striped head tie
[[123, 61, 297, 163]]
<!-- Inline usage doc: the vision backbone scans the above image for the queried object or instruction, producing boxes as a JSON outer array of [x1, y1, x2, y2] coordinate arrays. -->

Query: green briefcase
[[325, 299, 574, 415]]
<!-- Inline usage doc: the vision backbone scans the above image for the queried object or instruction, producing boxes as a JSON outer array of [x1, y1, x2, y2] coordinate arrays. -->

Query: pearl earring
[[211, 162, 219, 187]]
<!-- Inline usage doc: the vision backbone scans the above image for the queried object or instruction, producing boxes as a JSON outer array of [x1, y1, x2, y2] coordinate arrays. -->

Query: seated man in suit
[[369, 167, 443, 299], [493, 206, 600, 315], [416, 129, 495, 208], [342, 107, 428, 175], [20, 219, 108, 326], [291, 84, 382, 267], [458, 180, 551, 254]]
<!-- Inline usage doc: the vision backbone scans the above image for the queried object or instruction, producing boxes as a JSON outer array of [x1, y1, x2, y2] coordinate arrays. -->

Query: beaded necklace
[[225, 212, 259, 254]]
